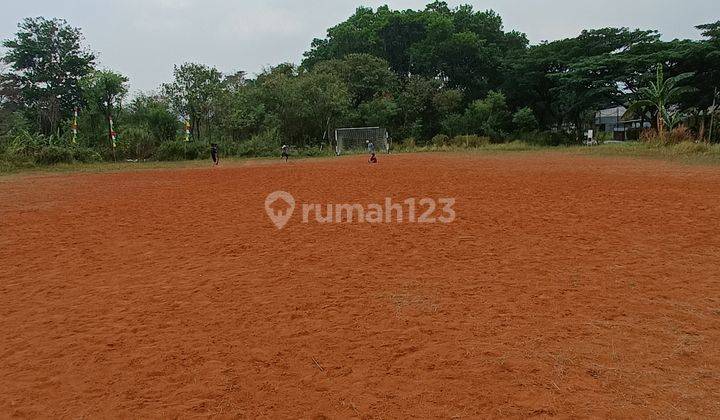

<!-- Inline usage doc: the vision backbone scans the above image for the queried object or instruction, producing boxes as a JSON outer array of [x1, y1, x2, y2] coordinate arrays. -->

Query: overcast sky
[[1, 0, 718, 93]]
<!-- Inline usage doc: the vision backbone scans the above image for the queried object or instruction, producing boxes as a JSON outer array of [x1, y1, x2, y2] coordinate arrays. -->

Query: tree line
[[1, 1, 719, 165]]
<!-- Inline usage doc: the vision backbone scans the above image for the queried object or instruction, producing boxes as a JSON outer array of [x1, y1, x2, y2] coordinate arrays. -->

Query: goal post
[[335, 127, 389, 155]]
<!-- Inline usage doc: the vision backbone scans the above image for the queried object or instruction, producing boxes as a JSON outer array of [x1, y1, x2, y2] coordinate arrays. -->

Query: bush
[[671, 141, 709, 154], [296, 146, 330, 157], [0, 129, 49, 157], [465, 91, 511, 138], [237, 129, 279, 157], [512, 107, 538, 132], [155, 141, 208, 161], [431, 134, 450, 147], [213, 128, 281, 158], [668, 125, 696, 144], [72, 147, 102, 163], [400, 137, 416, 150], [450, 135, 490, 148], [625, 128, 642, 141], [516, 130, 575, 146], [117, 126, 157, 160], [640, 128, 660, 144], [35, 146, 74, 165]]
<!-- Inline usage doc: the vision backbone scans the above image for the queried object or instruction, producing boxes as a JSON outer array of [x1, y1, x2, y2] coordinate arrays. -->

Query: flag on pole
[[109, 116, 118, 148], [71, 108, 78, 145], [184, 118, 191, 142]]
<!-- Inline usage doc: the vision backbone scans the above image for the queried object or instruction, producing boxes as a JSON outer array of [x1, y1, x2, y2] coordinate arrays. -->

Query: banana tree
[[627, 65, 695, 139], [663, 109, 684, 130]]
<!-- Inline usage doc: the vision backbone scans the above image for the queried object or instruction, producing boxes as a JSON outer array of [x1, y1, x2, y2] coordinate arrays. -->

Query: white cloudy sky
[[1, 0, 718, 93]]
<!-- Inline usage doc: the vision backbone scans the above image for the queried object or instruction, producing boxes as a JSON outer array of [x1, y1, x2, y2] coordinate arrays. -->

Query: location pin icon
[[265, 191, 296, 230]]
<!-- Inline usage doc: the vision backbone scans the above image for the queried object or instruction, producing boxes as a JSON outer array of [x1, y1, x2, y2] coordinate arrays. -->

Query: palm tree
[[627, 65, 694, 140]]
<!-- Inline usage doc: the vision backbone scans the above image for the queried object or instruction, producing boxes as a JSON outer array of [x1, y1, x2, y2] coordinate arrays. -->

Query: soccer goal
[[335, 127, 389, 155]]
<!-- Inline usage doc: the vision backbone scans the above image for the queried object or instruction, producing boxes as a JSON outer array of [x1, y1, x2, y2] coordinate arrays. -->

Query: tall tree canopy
[[162, 63, 223, 141], [1, 6, 720, 166], [303, 2, 527, 99], [1, 17, 95, 134]]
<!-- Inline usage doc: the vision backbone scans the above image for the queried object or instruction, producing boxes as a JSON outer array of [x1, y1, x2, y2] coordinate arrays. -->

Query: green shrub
[[117, 126, 157, 160], [672, 141, 709, 154], [1, 129, 47, 157], [297, 146, 331, 157], [450, 135, 490, 147], [35, 146, 74, 165], [0, 152, 34, 172], [72, 147, 102, 163], [431, 134, 450, 147], [402, 137, 416, 149], [517, 130, 575, 146], [155, 141, 208, 161], [512, 107, 539, 132]]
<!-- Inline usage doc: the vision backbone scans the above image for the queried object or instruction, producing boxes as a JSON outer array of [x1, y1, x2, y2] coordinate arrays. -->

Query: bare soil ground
[[1, 153, 719, 418]]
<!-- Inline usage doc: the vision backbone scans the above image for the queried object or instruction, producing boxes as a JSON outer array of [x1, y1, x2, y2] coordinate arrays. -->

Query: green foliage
[[155, 141, 207, 161], [0, 127, 101, 165], [82, 70, 129, 115], [400, 137, 417, 150], [34, 146, 74, 165], [116, 126, 156, 160], [628, 65, 695, 138], [512, 107, 538, 132], [71, 147, 101, 163], [464, 91, 510, 140], [313, 54, 397, 106], [2, 17, 95, 134], [433, 89, 464, 116], [357, 96, 399, 127], [3, 8, 720, 169], [303, 3, 526, 98], [431, 134, 450, 147], [257, 64, 350, 146], [235, 128, 281, 157], [81, 69, 130, 147], [125, 94, 178, 144], [515, 130, 577, 146], [450, 134, 490, 147], [162, 63, 224, 141]]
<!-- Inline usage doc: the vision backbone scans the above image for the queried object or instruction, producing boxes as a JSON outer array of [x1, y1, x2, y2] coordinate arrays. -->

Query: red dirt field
[[1, 152, 719, 418]]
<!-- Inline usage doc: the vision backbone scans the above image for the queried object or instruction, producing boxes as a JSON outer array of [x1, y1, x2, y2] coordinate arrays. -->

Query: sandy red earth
[[1, 152, 719, 418]]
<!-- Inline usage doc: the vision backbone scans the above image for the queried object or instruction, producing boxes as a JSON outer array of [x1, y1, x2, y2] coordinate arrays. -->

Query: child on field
[[281, 144, 290, 162], [367, 141, 377, 163]]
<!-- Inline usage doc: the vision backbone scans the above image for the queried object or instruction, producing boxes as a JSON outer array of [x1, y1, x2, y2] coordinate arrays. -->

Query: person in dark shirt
[[281, 145, 290, 162], [210, 143, 219, 166]]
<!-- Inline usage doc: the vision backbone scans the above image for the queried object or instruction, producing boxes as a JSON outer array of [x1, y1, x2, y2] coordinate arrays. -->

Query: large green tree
[[81, 70, 129, 148], [1, 17, 95, 135], [303, 2, 526, 100], [257, 64, 350, 146], [163, 63, 223, 142]]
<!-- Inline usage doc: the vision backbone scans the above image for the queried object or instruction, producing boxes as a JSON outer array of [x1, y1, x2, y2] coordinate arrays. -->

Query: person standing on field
[[210, 143, 219, 166], [367, 140, 377, 163], [281, 144, 290, 162]]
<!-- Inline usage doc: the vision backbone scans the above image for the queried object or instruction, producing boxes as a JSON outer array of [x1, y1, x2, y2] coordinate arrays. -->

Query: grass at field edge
[[2, 141, 720, 178]]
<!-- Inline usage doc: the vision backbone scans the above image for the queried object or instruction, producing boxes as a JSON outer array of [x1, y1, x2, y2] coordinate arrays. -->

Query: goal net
[[335, 127, 389, 155]]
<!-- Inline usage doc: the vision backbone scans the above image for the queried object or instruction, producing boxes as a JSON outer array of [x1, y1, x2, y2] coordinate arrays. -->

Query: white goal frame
[[335, 127, 389, 155]]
